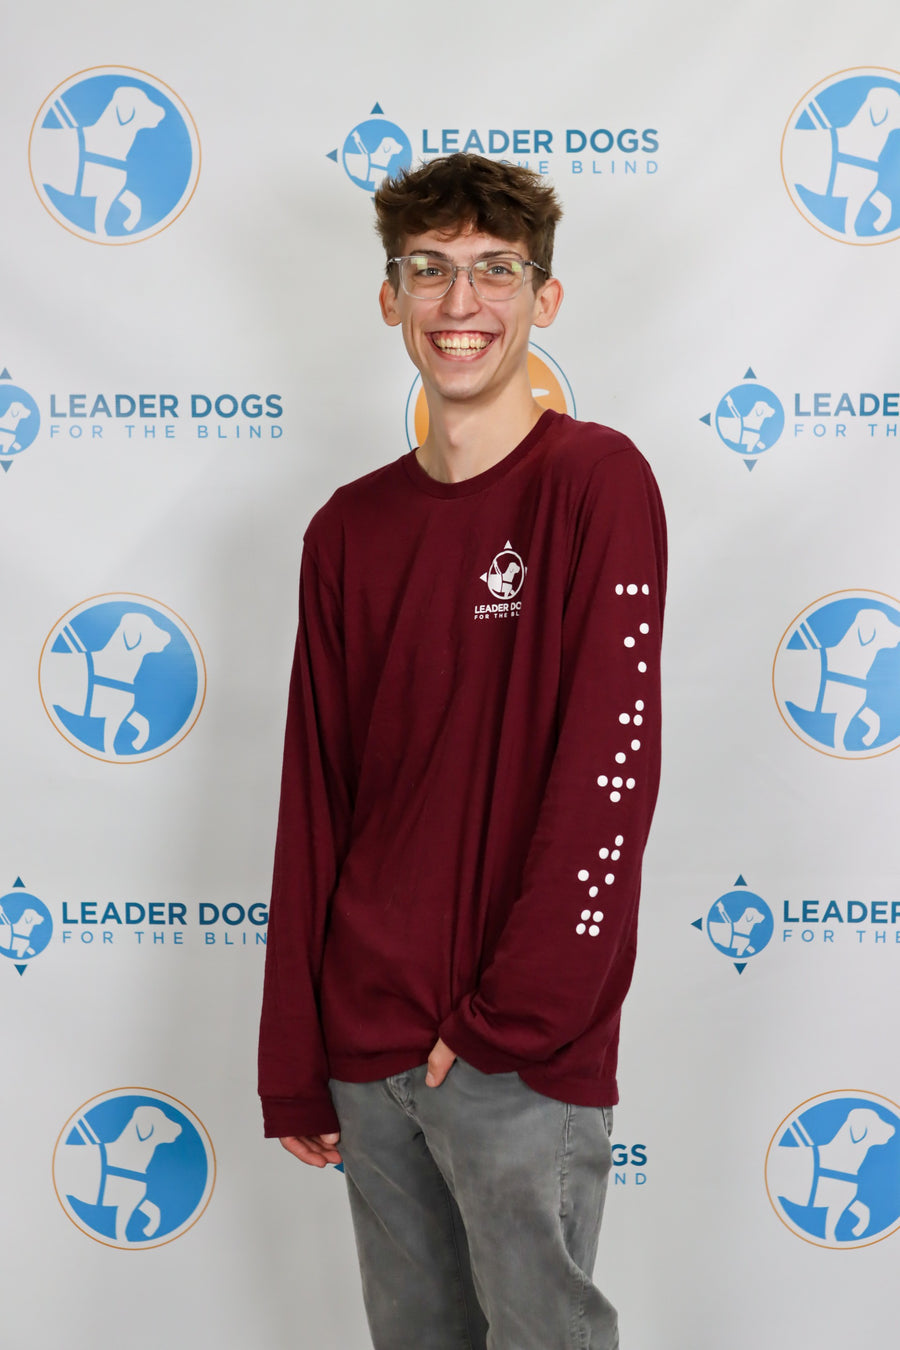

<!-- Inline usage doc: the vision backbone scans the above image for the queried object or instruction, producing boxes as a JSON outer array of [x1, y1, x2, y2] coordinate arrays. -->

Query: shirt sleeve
[[258, 539, 354, 1138], [439, 445, 667, 1070]]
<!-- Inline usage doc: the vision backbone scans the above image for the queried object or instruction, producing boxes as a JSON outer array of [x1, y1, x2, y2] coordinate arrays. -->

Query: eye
[[409, 257, 448, 278], [479, 259, 522, 278]]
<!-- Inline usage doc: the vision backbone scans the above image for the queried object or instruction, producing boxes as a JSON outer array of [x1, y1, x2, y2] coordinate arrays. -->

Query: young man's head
[[374, 155, 565, 421], [374, 153, 563, 287]]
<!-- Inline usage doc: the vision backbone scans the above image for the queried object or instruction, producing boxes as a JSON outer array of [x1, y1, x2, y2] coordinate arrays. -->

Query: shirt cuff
[[260, 1094, 340, 1139]]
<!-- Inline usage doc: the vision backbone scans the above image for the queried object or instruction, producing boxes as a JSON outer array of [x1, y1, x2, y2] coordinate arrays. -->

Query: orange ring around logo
[[764, 1089, 900, 1249], [28, 66, 201, 245], [780, 66, 900, 246], [52, 1087, 216, 1250], [38, 592, 207, 764], [771, 587, 900, 760]]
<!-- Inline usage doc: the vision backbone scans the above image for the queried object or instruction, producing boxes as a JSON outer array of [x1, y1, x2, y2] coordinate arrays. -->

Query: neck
[[416, 384, 545, 484]]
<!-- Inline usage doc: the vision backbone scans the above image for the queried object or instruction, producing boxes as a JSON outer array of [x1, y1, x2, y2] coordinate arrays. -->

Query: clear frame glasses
[[389, 254, 547, 301]]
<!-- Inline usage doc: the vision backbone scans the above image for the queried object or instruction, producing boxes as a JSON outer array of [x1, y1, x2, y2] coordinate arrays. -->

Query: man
[[259, 153, 666, 1350]]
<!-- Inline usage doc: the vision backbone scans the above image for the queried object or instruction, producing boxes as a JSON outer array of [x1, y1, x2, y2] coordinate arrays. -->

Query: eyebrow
[[408, 248, 525, 261]]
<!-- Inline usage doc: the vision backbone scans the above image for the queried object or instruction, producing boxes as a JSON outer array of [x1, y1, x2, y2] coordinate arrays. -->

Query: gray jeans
[[330, 1058, 617, 1350]]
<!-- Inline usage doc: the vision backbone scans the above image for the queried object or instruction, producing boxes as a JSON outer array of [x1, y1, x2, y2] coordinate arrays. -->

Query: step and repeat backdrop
[[2, 2, 899, 1347]]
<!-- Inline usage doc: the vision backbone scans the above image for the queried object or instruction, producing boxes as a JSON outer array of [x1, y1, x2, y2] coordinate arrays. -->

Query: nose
[[440, 267, 481, 318]]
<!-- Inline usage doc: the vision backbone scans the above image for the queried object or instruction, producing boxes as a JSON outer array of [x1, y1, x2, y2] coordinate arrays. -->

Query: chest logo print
[[481, 542, 526, 600]]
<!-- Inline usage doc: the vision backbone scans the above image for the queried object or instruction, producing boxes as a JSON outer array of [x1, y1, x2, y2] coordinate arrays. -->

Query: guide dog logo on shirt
[[53, 1088, 215, 1249], [29, 67, 200, 243], [39, 594, 206, 763], [766, 1091, 900, 1248], [772, 590, 900, 758], [475, 543, 527, 620], [781, 68, 900, 244], [482, 544, 526, 599], [328, 104, 412, 192]]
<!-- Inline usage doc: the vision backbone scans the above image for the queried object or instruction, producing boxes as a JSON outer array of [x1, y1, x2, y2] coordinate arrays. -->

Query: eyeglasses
[[388, 254, 547, 300]]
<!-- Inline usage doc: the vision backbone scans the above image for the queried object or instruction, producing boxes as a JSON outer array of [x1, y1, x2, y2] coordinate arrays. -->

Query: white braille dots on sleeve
[[573, 575, 655, 938]]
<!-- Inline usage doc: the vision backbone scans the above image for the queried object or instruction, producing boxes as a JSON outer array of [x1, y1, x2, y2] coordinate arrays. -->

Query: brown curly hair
[[374, 153, 563, 287]]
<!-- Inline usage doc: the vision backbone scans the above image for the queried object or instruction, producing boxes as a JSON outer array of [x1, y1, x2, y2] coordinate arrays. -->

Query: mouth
[[429, 331, 495, 357]]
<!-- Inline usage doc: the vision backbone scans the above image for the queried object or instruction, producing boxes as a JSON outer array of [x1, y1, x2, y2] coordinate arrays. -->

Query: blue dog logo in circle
[[773, 591, 900, 758], [341, 115, 412, 192], [53, 1089, 215, 1248], [0, 384, 41, 463], [29, 67, 200, 243], [714, 382, 784, 461], [782, 68, 900, 243], [766, 1092, 900, 1248], [705, 887, 773, 963], [0, 890, 52, 964], [39, 595, 205, 763]]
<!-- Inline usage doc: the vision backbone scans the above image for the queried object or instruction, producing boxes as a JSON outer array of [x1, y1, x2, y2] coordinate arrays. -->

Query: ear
[[113, 87, 138, 126], [379, 278, 403, 328], [531, 276, 563, 330], [133, 1107, 155, 1142], [867, 96, 890, 128], [121, 615, 145, 651]]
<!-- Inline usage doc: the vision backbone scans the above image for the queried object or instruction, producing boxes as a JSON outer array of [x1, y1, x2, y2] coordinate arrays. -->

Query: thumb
[[321, 1132, 340, 1144], [425, 1047, 450, 1088]]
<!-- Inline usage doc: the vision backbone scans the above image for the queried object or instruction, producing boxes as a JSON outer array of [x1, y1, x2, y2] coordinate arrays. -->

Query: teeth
[[433, 334, 490, 351]]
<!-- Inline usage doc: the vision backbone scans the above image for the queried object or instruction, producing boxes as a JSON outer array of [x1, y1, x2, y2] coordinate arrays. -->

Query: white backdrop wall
[[3, 2, 900, 1346]]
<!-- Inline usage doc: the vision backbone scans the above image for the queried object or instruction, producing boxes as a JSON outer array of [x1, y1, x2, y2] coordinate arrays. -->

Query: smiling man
[[259, 154, 666, 1350]]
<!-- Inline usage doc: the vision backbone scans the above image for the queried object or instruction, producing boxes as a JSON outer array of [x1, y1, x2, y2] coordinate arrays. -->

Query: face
[[379, 228, 563, 411]]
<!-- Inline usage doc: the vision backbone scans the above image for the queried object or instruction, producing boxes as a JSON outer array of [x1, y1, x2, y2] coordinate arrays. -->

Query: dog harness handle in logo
[[59, 625, 141, 702], [71, 1117, 149, 1207], [826, 127, 881, 198], [787, 1122, 860, 1205], [74, 126, 129, 199], [80, 649, 137, 717], [813, 648, 868, 714]]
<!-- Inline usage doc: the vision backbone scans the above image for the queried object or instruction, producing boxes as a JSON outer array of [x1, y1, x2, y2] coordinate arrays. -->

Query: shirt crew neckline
[[400, 409, 558, 499]]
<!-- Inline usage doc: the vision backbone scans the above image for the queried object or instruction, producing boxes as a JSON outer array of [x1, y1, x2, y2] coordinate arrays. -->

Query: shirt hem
[[326, 1044, 619, 1110], [327, 1047, 431, 1082]]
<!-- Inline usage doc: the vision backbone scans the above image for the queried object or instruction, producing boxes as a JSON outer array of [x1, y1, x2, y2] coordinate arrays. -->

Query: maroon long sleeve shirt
[[259, 411, 667, 1138]]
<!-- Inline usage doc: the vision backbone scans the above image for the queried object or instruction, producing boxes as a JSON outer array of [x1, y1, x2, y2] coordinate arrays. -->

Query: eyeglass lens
[[401, 256, 528, 299]]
